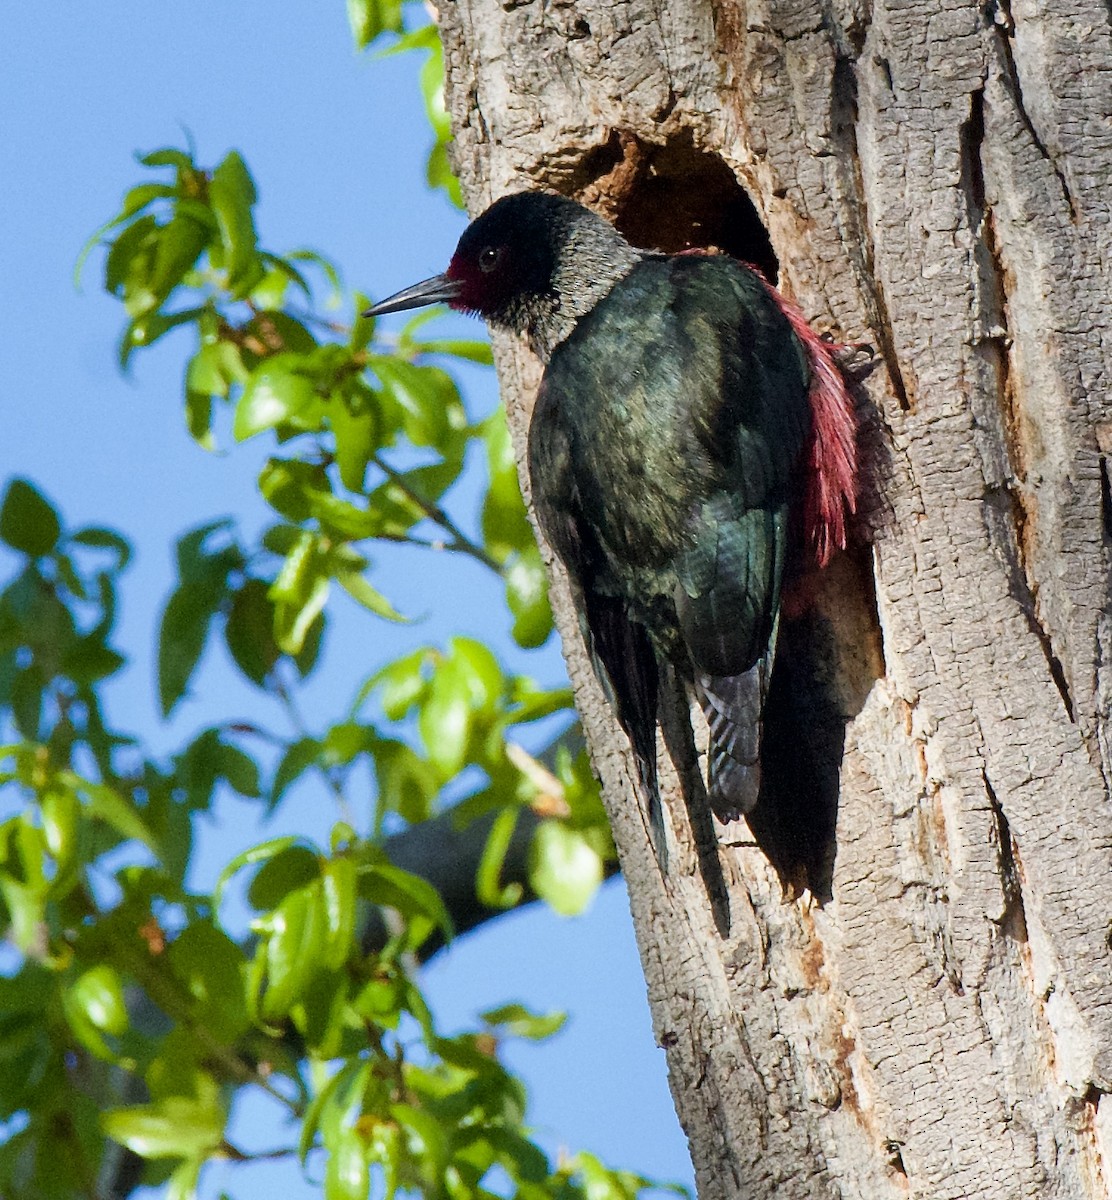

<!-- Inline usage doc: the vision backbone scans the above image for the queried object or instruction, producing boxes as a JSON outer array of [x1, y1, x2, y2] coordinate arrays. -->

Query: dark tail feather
[[695, 663, 766, 821], [632, 729, 667, 870], [620, 656, 665, 868], [581, 592, 666, 866]]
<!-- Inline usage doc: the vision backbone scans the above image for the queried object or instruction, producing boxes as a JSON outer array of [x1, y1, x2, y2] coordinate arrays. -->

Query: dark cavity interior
[[580, 130, 780, 282]]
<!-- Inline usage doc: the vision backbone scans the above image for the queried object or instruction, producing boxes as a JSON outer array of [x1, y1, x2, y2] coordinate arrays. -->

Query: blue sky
[[0, 4, 694, 1197]]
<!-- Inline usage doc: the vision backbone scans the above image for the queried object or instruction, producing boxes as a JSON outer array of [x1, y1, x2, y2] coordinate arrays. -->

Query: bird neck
[[495, 217, 643, 363]]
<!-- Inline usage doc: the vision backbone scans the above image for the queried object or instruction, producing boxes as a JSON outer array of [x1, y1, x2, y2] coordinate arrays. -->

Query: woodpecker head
[[364, 191, 641, 361]]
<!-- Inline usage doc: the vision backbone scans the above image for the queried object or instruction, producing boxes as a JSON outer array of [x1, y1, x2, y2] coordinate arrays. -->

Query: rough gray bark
[[437, 0, 1112, 1195]]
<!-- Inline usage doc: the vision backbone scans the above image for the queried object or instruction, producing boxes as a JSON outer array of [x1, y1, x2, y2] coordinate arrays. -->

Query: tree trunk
[[438, 0, 1112, 1194]]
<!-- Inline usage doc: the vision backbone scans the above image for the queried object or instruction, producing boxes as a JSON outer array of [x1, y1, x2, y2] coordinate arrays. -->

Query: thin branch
[[372, 453, 502, 572], [218, 1141, 298, 1163]]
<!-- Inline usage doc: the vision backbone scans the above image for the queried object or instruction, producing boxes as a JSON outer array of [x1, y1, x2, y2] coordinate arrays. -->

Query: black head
[[364, 191, 637, 357], [443, 191, 582, 318]]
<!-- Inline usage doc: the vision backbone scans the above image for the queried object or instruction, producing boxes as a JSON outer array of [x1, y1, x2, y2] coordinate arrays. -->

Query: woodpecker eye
[[479, 246, 502, 273]]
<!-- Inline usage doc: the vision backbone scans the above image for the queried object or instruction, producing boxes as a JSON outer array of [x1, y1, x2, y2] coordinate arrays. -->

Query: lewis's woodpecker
[[366, 191, 856, 843]]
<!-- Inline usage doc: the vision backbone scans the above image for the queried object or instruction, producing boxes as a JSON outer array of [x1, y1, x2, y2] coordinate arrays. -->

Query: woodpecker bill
[[365, 191, 857, 853]]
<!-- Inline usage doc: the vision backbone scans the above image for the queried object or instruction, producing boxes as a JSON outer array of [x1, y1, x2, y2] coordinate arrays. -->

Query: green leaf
[[476, 805, 523, 909], [411, 337, 493, 365], [450, 637, 503, 710], [61, 634, 125, 684], [74, 776, 158, 850], [158, 579, 225, 716], [426, 139, 464, 210], [261, 522, 303, 557], [379, 22, 439, 57], [306, 491, 382, 539], [529, 821, 604, 916], [418, 657, 472, 778], [349, 292, 375, 354], [508, 679, 575, 725], [257, 882, 328, 1019], [271, 736, 321, 808], [352, 973, 403, 1029], [120, 306, 206, 371], [325, 1125, 370, 1200], [269, 533, 330, 655], [10, 814, 47, 889], [248, 845, 320, 910], [166, 1158, 203, 1200], [70, 526, 132, 571], [138, 147, 195, 170], [321, 854, 358, 971], [175, 518, 238, 582], [294, 611, 325, 677], [0, 870, 42, 951], [269, 530, 315, 602], [346, 0, 404, 49], [366, 648, 428, 720], [234, 354, 320, 441], [360, 862, 453, 945], [480, 410, 532, 562], [248, 266, 290, 310], [295, 968, 350, 1059], [335, 569, 408, 623], [505, 545, 553, 648], [390, 1101, 449, 1177], [572, 1151, 669, 1199], [225, 578, 280, 685], [69, 964, 129, 1036], [185, 390, 214, 449], [102, 1094, 224, 1160], [166, 920, 248, 1044], [0, 479, 61, 556], [260, 250, 315, 300], [299, 1062, 361, 1166], [217, 741, 260, 799], [322, 721, 371, 766], [187, 340, 246, 407], [330, 387, 380, 492], [371, 739, 438, 824], [40, 786, 78, 864], [208, 150, 264, 296], [370, 357, 464, 449], [104, 213, 156, 300], [485, 1127, 550, 1184], [151, 214, 209, 298], [122, 181, 175, 216], [481, 1002, 566, 1041], [288, 247, 343, 302], [243, 310, 318, 356], [10, 664, 45, 740], [214, 834, 300, 908], [259, 458, 321, 523], [174, 727, 259, 812], [418, 36, 450, 134]]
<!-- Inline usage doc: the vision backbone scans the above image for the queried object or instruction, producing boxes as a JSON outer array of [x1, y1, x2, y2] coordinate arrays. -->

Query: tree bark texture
[[437, 0, 1112, 1195]]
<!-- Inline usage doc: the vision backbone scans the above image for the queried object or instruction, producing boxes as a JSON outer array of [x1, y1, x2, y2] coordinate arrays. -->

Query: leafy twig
[[372, 453, 501, 572]]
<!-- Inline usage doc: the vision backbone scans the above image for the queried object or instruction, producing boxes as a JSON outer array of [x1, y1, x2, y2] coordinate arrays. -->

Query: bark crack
[[983, 770, 1027, 945], [989, 0, 1079, 222], [1101, 455, 1112, 544], [960, 84, 1076, 724], [831, 52, 911, 411]]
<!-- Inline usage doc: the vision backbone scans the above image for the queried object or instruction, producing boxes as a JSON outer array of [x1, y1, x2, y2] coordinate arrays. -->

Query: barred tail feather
[[695, 663, 766, 822]]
